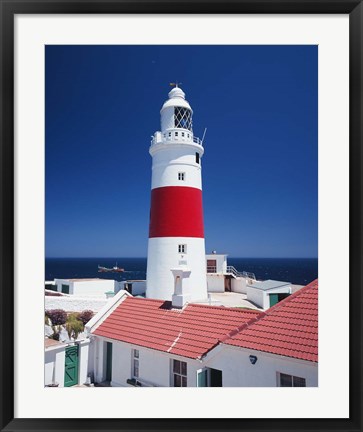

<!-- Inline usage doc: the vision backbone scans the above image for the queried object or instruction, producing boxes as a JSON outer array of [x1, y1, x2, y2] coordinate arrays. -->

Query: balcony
[[151, 131, 203, 147]]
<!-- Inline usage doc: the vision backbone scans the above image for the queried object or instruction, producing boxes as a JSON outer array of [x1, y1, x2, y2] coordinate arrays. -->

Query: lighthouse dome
[[161, 86, 192, 112], [160, 86, 193, 132]]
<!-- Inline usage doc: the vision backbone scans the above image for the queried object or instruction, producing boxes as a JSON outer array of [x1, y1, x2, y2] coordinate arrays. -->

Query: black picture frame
[[0, 1, 362, 431]]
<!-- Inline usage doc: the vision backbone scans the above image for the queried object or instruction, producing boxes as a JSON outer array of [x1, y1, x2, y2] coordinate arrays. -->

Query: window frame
[[278, 372, 306, 387], [132, 349, 139, 379], [178, 244, 187, 254], [172, 359, 187, 387]]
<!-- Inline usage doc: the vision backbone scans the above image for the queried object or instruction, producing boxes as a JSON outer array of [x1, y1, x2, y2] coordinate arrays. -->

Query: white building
[[54, 278, 122, 298], [206, 253, 255, 294], [146, 85, 208, 302], [44, 338, 91, 387], [86, 279, 318, 387], [246, 279, 291, 309], [121, 280, 146, 296]]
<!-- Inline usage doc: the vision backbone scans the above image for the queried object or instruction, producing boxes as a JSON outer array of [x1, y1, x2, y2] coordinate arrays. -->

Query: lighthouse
[[146, 85, 208, 302]]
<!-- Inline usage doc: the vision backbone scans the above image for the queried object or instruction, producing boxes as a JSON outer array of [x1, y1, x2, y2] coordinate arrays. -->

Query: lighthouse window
[[178, 172, 185, 181], [168, 132, 171, 137], [195, 152, 200, 164], [174, 107, 193, 131], [175, 132, 178, 137], [178, 244, 187, 254]]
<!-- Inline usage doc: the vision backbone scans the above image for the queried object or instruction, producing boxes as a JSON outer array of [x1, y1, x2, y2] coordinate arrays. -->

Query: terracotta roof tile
[[224, 279, 318, 362], [93, 298, 261, 359]]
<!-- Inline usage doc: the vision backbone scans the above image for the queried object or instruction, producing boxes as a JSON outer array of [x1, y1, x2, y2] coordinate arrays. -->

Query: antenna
[[201, 127, 207, 144], [169, 81, 182, 88]]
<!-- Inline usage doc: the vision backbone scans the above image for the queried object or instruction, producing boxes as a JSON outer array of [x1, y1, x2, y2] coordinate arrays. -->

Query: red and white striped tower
[[146, 85, 208, 302]]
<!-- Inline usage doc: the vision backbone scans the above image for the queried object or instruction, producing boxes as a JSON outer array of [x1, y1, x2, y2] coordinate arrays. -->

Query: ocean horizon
[[45, 257, 318, 286]]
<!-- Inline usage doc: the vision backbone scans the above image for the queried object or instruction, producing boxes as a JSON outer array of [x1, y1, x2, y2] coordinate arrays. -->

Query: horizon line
[[45, 256, 319, 260]]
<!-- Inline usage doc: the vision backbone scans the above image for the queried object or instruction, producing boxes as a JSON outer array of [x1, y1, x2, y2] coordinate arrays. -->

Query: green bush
[[65, 313, 84, 341]]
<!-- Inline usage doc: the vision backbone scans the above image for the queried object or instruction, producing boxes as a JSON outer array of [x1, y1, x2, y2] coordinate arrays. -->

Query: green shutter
[[269, 293, 279, 307], [197, 369, 208, 387]]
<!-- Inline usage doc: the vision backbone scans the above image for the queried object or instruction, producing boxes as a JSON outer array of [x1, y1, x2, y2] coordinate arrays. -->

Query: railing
[[242, 271, 256, 280], [207, 265, 256, 280], [226, 266, 256, 280], [150, 132, 203, 147]]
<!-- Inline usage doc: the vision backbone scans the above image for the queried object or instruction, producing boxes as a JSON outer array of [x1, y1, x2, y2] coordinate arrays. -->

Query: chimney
[[171, 268, 191, 308]]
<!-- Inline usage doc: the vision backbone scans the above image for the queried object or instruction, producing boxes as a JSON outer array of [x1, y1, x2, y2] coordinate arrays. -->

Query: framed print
[[1, 1, 362, 431]]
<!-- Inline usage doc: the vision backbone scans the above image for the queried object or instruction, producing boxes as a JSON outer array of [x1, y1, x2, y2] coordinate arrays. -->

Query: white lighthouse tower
[[146, 85, 208, 302]]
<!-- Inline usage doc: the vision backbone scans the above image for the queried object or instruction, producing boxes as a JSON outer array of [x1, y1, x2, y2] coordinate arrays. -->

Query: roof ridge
[[188, 302, 262, 314]]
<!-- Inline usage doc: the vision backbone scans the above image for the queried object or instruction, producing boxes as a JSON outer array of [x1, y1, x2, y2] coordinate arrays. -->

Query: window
[[175, 131, 178, 137], [61, 284, 69, 294], [132, 349, 139, 378], [168, 132, 171, 137], [173, 359, 187, 387], [195, 152, 200, 164], [279, 373, 306, 387], [178, 244, 186, 254], [178, 172, 185, 181], [174, 107, 193, 131], [181, 132, 185, 137]]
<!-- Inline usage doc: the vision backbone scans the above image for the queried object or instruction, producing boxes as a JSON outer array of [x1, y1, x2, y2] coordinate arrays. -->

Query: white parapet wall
[[231, 277, 248, 294], [207, 274, 225, 292]]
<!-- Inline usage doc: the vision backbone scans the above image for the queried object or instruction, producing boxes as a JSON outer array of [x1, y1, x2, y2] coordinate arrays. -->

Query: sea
[[45, 257, 318, 286]]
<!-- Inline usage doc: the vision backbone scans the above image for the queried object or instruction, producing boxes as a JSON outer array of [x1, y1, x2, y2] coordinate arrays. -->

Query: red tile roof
[[93, 298, 261, 359], [223, 279, 318, 362]]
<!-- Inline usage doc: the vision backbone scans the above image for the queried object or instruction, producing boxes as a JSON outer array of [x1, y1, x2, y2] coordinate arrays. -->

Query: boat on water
[[98, 263, 124, 273]]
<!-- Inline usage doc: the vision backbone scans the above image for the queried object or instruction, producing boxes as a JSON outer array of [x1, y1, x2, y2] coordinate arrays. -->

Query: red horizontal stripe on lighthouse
[[149, 186, 204, 238]]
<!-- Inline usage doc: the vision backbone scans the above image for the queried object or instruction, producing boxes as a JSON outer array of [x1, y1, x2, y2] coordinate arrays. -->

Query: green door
[[269, 293, 279, 307], [64, 345, 79, 387], [106, 342, 113, 382]]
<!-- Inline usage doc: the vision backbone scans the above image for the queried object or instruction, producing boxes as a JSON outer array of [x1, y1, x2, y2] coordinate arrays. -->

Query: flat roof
[[248, 279, 291, 291], [55, 278, 110, 282]]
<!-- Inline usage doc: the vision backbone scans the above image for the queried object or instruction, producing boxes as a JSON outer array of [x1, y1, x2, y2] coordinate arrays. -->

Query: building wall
[[78, 339, 90, 385], [97, 338, 201, 387], [45, 340, 90, 387], [204, 345, 317, 387], [55, 279, 117, 298], [91, 336, 317, 388], [205, 254, 227, 274], [123, 280, 146, 296], [247, 285, 291, 309], [231, 277, 247, 294], [207, 274, 225, 292], [246, 286, 264, 308], [44, 346, 65, 387]]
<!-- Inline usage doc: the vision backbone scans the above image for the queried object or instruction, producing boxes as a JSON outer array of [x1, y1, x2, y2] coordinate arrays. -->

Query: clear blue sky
[[45, 45, 317, 258]]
